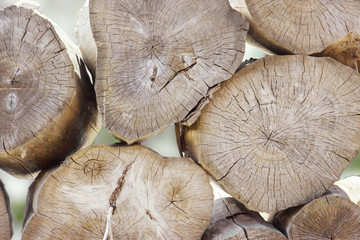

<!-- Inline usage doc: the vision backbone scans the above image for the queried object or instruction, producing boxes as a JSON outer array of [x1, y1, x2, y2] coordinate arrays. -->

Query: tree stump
[[202, 197, 286, 240], [0, 181, 11, 240], [179, 55, 360, 213], [22, 145, 214, 239], [229, 0, 360, 54], [0, 3, 100, 177], [313, 32, 360, 73], [273, 179, 360, 239], [77, 0, 249, 144]]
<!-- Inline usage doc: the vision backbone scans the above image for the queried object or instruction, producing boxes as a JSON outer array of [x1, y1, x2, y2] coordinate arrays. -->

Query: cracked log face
[[0, 5, 100, 177], [22, 145, 214, 240], [274, 185, 360, 240], [88, 0, 249, 144], [202, 197, 286, 240], [0, 181, 12, 240], [180, 55, 360, 212], [230, 0, 360, 54]]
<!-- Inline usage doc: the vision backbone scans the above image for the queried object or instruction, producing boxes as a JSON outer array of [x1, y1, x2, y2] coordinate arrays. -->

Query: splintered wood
[[80, 0, 249, 144], [0, 4, 99, 177], [180, 55, 360, 212], [229, 0, 360, 54], [314, 32, 360, 73], [22, 145, 214, 240]]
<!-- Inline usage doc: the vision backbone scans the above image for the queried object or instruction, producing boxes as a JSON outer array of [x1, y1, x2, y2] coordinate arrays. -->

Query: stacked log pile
[[0, 0, 359, 239]]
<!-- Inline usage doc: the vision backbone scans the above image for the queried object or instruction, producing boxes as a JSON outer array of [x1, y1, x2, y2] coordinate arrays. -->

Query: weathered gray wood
[[274, 179, 360, 239], [0, 3, 100, 177], [22, 145, 214, 239], [202, 197, 286, 240], [229, 0, 360, 54], [77, 0, 249, 144], [179, 55, 360, 212]]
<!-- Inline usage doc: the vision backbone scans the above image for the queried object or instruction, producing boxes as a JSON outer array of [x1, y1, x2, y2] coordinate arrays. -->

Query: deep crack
[[109, 159, 136, 211]]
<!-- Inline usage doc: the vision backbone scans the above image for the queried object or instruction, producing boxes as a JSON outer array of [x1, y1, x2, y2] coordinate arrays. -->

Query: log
[[273, 178, 360, 239], [0, 2, 100, 177], [22, 144, 214, 239], [179, 55, 360, 212], [202, 197, 286, 240], [0, 181, 12, 240], [77, 0, 249, 144], [313, 32, 360, 73], [229, 0, 360, 54]]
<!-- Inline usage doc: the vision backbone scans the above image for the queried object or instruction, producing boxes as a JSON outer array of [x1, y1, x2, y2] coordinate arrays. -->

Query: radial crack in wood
[[179, 55, 360, 212], [274, 179, 360, 239], [0, 180, 12, 240], [22, 145, 214, 240], [0, 3, 100, 177], [77, 0, 249, 144], [229, 0, 360, 54], [202, 197, 286, 240]]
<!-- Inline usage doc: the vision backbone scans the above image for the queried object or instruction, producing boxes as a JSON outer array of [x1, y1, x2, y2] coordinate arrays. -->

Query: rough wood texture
[[313, 32, 360, 73], [229, 0, 360, 54], [0, 3, 100, 177], [22, 145, 214, 239], [202, 197, 286, 240], [274, 180, 360, 240], [179, 55, 360, 212], [0, 181, 12, 240], [81, 0, 248, 144]]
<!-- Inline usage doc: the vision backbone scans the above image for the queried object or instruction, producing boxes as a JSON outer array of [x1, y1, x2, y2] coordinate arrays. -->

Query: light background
[[0, 1, 359, 239]]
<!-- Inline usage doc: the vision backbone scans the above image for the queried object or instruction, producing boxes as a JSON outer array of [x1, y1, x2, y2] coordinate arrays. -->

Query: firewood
[[273, 178, 360, 239], [229, 0, 360, 54], [313, 32, 360, 73], [22, 144, 214, 239], [0, 2, 100, 177], [76, 0, 249, 144], [0, 181, 11, 240], [202, 197, 286, 240], [179, 55, 360, 213]]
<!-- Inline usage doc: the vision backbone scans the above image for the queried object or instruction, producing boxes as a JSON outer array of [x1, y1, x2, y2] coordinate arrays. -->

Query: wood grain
[[22, 145, 214, 239], [82, 0, 248, 144], [0, 4, 100, 177], [230, 0, 360, 54], [181, 55, 360, 212]]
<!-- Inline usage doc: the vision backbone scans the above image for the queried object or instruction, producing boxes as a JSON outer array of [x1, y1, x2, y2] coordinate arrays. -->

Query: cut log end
[[0, 4, 100, 177], [274, 182, 360, 240], [22, 145, 214, 239], [231, 0, 360, 54], [202, 197, 286, 240], [180, 55, 360, 212], [83, 0, 249, 143]]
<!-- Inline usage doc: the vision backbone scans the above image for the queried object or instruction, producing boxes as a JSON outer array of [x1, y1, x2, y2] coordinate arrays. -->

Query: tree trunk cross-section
[[274, 182, 360, 240], [202, 197, 286, 240], [180, 55, 360, 213], [22, 145, 214, 240], [230, 0, 360, 54], [86, 0, 249, 144], [0, 181, 12, 240], [0, 4, 100, 177]]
